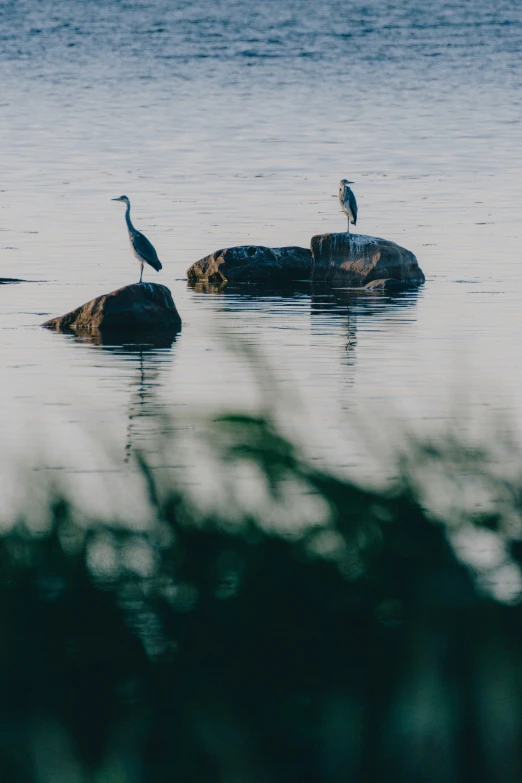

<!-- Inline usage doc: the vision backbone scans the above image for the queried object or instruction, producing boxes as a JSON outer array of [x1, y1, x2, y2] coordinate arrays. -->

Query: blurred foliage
[[2, 414, 522, 782]]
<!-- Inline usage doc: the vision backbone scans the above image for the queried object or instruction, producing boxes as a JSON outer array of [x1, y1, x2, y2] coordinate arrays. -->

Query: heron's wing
[[339, 185, 349, 213], [132, 230, 162, 271], [346, 187, 358, 225]]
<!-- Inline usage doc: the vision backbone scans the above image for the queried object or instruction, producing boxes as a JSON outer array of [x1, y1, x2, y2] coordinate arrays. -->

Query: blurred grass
[[1, 412, 522, 782]]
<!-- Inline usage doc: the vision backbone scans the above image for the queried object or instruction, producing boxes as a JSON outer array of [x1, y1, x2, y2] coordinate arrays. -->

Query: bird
[[339, 179, 358, 233], [112, 195, 162, 283]]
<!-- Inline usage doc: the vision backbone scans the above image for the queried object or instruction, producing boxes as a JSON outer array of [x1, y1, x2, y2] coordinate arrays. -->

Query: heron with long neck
[[339, 179, 358, 233], [112, 196, 162, 283]]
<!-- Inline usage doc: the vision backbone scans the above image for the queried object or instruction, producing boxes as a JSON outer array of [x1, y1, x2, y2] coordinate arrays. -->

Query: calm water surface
[[0, 0, 521, 511]]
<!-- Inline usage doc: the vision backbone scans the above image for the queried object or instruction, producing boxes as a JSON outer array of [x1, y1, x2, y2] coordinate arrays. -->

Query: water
[[0, 0, 521, 507]]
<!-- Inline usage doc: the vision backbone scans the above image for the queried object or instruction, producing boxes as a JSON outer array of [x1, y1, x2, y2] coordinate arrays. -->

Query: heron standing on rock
[[112, 195, 162, 283], [339, 179, 358, 233]]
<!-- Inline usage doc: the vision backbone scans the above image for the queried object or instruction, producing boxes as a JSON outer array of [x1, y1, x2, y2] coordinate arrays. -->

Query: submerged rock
[[364, 278, 412, 291], [187, 245, 312, 285], [311, 233, 425, 287], [42, 283, 182, 336]]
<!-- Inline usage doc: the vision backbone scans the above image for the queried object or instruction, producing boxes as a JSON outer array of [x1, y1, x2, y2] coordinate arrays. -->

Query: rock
[[42, 283, 182, 336], [311, 233, 425, 287], [0, 278, 26, 284], [364, 278, 410, 291], [187, 245, 312, 285]]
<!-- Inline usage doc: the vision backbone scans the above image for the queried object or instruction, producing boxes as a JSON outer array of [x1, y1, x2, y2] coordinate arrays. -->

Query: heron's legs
[[347, 217, 350, 233], [139, 263, 144, 284]]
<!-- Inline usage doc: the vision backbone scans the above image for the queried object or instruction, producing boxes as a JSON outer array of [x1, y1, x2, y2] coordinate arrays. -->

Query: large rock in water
[[187, 245, 312, 285], [42, 283, 182, 335], [311, 233, 425, 287]]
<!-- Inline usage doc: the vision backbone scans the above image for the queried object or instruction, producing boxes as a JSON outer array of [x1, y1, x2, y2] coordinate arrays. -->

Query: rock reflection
[[66, 324, 180, 351], [190, 280, 422, 375], [189, 280, 313, 301], [310, 282, 423, 320]]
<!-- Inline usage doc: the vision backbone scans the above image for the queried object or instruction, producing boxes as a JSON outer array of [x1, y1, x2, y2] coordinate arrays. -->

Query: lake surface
[[0, 0, 521, 513]]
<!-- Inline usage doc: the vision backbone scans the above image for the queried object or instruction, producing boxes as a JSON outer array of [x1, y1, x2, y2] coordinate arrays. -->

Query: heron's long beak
[[112, 197, 122, 201]]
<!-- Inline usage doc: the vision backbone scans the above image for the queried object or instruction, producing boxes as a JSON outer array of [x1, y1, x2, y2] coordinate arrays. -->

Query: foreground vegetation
[[2, 414, 522, 782]]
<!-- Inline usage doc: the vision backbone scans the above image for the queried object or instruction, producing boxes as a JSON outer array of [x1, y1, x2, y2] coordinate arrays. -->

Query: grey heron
[[112, 196, 162, 283], [339, 179, 358, 232]]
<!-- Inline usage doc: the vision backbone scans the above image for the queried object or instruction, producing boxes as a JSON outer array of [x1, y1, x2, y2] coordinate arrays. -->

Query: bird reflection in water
[[311, 284, 422, 368], [72, 327, 179, 463]]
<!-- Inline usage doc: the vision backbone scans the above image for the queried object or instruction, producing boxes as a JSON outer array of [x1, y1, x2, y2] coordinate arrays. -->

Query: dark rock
[[42, 283, 182, 336], [311, 233, 425, 287], [0, 278, 27, 284], [187, 245, 312, 285]]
